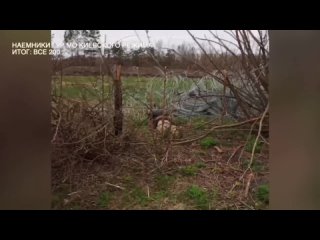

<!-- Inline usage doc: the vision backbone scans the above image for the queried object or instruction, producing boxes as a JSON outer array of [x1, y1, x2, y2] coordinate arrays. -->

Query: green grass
[[124, 76, 195, 108], [52, 194, 65, 209], [98, 192, 112, 208], [53, 75, 215, 108], [174, 116, 189, 125], [180, 162, 206, 176], [193, 118, 207, 130], [194, 162, 206, 168], [123, 175, 137, 189], [120, 175, 176, 209], [57, 85, 102, 100], [200, 137, 219, 149], [184, 185, 213, 210], [245, 136, 264, 153], [125, 186, 151, 207], [155, 175, 175, 191], [51, 184, 70, 209], [61, 86, 82, 99], [256, 184, 269, 204], [151, 191, 169, 202], [242, 159, 266, 173], [133, 117, 149, 127], [58, 76, 97, 83], [52, 76, 228, 135]]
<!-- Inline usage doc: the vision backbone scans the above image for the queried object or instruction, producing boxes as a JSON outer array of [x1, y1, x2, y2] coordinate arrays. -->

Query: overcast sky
[[52, 30, 221, 49], [51, 30, 267, 55]]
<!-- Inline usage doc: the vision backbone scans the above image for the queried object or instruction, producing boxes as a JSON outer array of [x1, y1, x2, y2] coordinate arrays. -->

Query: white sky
[[52, 30, 221, 49], [51, 30, 267, 55]]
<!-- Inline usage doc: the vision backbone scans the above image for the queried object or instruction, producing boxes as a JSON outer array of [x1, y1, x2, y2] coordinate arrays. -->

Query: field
[[51, 75, 269, 210]]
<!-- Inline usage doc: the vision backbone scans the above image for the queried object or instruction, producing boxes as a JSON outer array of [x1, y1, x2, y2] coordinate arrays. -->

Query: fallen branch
[[260, 135, 269, 145], [172, 116, 261, 146], [214, 146, 223, 154], [239, 200, 254, 210], [240, 103, 269, 180], [237, 118, 260, 165], [68, 191, 82, 196], [244, 173, 254, 198], [105, 181, 125, 190], [227, 144, 244, 164]]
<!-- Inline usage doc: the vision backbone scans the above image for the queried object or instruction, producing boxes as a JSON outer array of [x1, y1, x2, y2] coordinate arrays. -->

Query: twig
[[55, 124, 106, 145], [214, 146, 223, 153], [161, 145, 170, 166], [105, 181, 125, 190], [51, 112, 61, 143], [240, 103, 269, 180], [173, 116, 261, 146], [260, 135, 269, 145], [237, 118, 259, 166], [239, 200, 254, 210], [227, 144, 244, 164], [68, 191, 82, 196], [244, 173, 254, 198], [227, 165, 244, 173], [228, 181, 241, 194]]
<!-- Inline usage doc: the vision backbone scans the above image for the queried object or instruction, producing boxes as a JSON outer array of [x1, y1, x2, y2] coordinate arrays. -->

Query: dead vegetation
[[51, 94, 269, 210]]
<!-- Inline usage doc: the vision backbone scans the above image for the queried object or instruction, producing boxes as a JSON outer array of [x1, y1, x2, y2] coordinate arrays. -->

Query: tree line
[[52, 30, 246, 71]]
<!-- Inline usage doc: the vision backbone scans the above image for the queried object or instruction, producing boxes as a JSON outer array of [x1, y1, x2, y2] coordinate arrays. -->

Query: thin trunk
[[114, 64, 123, 136]]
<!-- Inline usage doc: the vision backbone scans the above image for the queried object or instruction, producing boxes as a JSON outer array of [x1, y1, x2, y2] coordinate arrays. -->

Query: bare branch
[[173, 116, 261, 146]]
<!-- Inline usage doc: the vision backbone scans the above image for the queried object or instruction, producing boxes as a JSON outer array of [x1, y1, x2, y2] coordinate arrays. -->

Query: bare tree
[[186, 30, 269, 120]]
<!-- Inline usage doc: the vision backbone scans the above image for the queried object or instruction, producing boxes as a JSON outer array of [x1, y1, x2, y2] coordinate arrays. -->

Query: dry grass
[[52, 96, 269, 210]]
